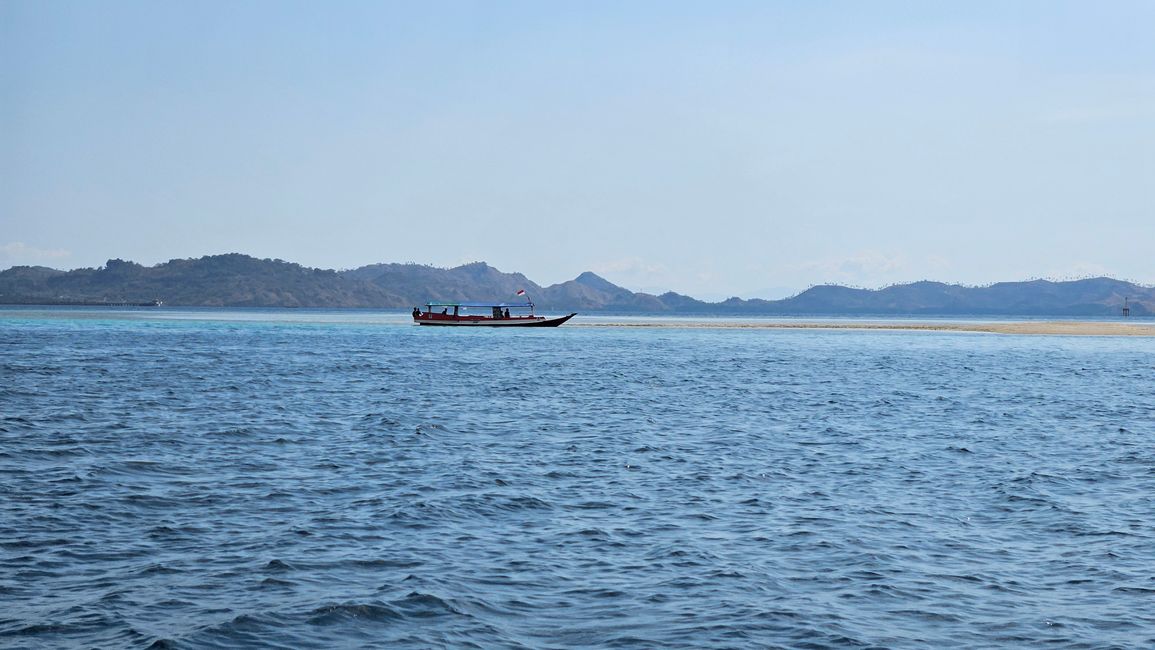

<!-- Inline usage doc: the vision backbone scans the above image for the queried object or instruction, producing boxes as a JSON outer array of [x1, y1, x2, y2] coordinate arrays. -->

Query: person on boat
[[503, 308, 510, 318], [441, 308, 448, 315], [412, 307, 420, 318]]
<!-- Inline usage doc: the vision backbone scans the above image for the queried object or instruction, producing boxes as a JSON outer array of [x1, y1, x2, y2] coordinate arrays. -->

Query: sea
[[3, 307, 1154, 649]]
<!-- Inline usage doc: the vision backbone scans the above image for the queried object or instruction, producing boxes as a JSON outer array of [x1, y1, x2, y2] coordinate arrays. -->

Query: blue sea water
[[3, 308, 1155, 649]]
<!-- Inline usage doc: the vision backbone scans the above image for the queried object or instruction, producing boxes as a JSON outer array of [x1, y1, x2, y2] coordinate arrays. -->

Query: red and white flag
[[516, 289, 526, 296]]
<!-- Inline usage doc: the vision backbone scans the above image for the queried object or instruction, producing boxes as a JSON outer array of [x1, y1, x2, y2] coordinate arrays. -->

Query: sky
[[2, 1, 1153, 300]]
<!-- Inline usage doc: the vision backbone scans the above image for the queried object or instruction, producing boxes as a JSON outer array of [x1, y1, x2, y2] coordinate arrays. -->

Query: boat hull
[[415, 313, 576, 327]]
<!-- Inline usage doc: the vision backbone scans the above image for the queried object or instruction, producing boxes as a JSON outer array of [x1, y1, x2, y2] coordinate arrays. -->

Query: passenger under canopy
[[422, 301, 533, 309], [423, 300, 534, 318]]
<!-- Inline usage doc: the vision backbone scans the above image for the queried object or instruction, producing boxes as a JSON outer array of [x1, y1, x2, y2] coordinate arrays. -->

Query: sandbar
[[574, 320, 1155, 336]]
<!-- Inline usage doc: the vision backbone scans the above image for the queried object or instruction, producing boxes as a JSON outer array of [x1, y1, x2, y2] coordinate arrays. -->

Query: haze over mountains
[[0, 253, 1148, 316]]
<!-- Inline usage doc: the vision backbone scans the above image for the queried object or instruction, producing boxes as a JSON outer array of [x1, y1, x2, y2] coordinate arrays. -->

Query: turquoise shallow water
[[3, 308, 1155, 648]]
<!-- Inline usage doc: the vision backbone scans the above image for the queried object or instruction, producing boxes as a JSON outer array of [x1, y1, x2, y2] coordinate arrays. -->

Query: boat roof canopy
[[424, 301, 532, 308]]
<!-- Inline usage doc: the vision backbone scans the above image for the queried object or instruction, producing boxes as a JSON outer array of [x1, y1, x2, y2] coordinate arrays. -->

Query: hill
[[0, 254, 1149, 315], [770, 277, 1147, 315], [0, 255, 400, 308], [344, 261, 542, 306]]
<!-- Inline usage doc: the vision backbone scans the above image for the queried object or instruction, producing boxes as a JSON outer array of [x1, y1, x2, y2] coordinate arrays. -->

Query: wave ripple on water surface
[[2, 311, 1155, 648]]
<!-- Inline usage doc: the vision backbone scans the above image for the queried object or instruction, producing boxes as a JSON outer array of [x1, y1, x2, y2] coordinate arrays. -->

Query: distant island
[[0, 253, 1148, 316]]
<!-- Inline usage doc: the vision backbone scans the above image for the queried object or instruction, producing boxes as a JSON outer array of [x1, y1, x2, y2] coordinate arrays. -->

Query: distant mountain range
[[0, 254, 1148, 316]]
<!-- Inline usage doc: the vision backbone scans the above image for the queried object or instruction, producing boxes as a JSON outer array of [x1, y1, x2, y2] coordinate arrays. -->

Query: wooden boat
[[412, 299, 576, 327]]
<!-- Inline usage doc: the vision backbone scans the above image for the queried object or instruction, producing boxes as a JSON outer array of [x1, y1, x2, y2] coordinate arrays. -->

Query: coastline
[[3, 306, 1152, 336], [575, 320, 1155, 336]]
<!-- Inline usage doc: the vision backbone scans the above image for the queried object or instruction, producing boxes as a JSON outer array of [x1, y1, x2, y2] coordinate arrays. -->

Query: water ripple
[[2, 311, 1155, 647]]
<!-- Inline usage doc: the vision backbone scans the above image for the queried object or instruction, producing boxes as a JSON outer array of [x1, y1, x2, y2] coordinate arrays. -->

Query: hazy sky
[[3, 1, 1153, 299]]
